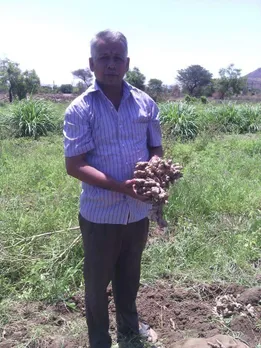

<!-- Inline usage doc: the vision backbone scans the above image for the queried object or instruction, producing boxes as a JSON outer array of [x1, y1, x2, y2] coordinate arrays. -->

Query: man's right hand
[[65, 156, 150, 202], [119, 179, 151, 203]]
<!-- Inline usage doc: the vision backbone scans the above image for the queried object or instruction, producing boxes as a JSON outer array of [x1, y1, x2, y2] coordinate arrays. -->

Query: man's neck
[[97, 81, 124, 109]]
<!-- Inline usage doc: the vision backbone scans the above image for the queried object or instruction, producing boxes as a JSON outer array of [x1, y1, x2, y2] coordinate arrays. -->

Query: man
[[63, 30, 163, 348]]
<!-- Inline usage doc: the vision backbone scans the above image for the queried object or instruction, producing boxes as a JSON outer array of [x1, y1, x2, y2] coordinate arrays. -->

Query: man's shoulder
[[126, 82, 157, 107], [65, 87, 94, 114]]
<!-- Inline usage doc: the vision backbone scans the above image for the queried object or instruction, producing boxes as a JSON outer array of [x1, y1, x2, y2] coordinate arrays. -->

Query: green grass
[[0, 99, 67, 140], [142, 133, 261, 285], [0, 136, 82, 300], [160, 101, 261, 141], [1, 130, 261, 303]]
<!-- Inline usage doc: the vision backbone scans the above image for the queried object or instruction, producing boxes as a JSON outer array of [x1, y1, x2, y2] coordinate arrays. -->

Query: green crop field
[[0, 99, 260, 347]]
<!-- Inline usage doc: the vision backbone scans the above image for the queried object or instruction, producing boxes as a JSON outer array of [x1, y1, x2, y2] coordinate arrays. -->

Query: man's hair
[[90, 30, 128, 58]]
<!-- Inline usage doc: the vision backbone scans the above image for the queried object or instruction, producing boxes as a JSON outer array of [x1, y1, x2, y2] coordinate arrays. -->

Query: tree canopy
[[125, 67, 146, 90], [176, 65, 212, 96], [0, 58, 40, 102], [215, 64, 246, 98], [71, 68, 93, 87], [60, 84, 73, 94], [147, 78, 163, 101]]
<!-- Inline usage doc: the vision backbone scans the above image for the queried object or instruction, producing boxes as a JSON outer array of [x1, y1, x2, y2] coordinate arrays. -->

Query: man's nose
[[107, 58, 116, 69]]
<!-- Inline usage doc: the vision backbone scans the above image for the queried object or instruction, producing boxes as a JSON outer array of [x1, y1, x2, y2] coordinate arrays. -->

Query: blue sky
[[0, 0, 260, 86]]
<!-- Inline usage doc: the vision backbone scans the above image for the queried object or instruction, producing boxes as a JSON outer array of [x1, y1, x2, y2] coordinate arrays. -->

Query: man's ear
[[126, 57, 130, 73], [89, 57, 94, 72]]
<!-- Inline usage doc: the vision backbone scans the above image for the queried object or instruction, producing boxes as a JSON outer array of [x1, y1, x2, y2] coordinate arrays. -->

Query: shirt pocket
[[130, 110, 149, 138]]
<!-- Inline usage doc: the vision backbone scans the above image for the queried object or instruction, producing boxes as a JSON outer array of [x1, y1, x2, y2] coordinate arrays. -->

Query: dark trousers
[[79, 214, 149, 348]]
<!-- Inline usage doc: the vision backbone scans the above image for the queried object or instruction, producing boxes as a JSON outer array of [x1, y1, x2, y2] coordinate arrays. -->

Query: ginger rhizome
[[133, 157, 183, 228]]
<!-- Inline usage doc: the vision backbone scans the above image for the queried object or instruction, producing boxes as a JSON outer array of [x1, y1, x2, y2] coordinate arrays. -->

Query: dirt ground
[[0, 282, 260, 348]]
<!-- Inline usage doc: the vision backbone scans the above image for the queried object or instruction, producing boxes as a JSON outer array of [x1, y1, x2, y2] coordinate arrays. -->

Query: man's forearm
[[66, 159, 125, 193]]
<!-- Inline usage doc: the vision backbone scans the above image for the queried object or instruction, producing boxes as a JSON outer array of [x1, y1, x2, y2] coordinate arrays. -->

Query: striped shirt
[[63, 80, 162, 224]]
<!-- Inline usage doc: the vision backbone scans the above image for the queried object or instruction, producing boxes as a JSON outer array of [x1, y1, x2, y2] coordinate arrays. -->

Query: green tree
[[23, 70, 41, 94], [60, 84, 73, 93], [216, 64, 246, 98], [72, 68, 93, 87], [0, 58, 40, 102], [176, 65, 212, 96], [125, 67, 146, 90], [146, 78, 163, 101], [74, 81, 87, 94], [0, 59, 21, 102]]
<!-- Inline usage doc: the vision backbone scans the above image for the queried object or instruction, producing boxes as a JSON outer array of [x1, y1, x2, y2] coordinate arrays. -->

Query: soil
[[0, 282, 260, 348], [0, 92, 75, 103]]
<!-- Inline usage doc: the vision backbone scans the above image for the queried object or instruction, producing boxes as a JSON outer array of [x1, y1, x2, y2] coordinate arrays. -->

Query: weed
[[2, 98, 57, 139], [160, 101, 199, 141], [0, 116, 261, 302]]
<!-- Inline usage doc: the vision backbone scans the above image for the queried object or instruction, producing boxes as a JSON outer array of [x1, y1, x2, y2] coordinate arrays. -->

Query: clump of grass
[[160, 102, 261, 141], [160, 101, 199, 141], [3, 98, 57, 139], [198, 102, 261, 134]]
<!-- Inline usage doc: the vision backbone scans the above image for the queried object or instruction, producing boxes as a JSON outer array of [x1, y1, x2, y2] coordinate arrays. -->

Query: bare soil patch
[[0, 92, 75, 103], [0, 282, 260, 348]]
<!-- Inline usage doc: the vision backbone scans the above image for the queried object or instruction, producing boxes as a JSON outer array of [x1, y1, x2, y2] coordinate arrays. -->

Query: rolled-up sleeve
[[63, 103, 95, 157], [147, 102, 162, 147]]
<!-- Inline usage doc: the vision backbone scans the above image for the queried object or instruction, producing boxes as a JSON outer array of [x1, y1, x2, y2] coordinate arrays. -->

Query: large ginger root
[[133, 157, 183, 228]]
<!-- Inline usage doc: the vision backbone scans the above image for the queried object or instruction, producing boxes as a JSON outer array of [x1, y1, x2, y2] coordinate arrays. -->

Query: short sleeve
[[147, 102, 162, 147], [63, 101, 95, 157]]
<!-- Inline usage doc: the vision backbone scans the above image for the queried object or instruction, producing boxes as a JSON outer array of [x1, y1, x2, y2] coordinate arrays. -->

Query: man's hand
[[120, 179, 151, 202], [149, 155, 160, 163]]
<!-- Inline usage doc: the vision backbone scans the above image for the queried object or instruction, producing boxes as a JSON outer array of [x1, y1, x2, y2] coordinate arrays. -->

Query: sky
[[0, 0, 260, 86]]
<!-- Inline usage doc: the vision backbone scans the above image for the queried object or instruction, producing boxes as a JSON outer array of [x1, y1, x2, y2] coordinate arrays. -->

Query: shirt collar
[[85, 79, 134, 100]]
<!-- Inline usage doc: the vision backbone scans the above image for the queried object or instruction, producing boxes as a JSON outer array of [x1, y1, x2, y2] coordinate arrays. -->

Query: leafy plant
[[4, 98, 56, 139], [184, 94, 197, 103], [200, 96, 208, 104], [160, 102, 199, 141], [206, 102, 261, 134]]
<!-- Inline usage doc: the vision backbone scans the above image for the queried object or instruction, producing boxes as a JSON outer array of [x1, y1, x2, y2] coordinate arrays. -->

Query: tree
[[72, 68, 93, 87], [0, 59, 21, 102], [146, 78, 163, 101], [60, 84, 73, 94], [0, 58, 40, 102], [215, 64, 246, 98], [13, 69, 41, 100], [23, 70, 41, 94], [172, 84, 181, 98], [125, 67, 146, 90], [176, 65, 212, 96]]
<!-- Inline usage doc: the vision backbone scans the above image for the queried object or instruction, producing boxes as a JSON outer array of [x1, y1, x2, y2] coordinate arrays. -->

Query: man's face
[[89, 40, 129, 87]]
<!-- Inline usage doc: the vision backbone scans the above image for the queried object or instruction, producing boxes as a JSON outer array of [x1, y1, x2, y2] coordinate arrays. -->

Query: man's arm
[[65, 154, 148, 201]]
